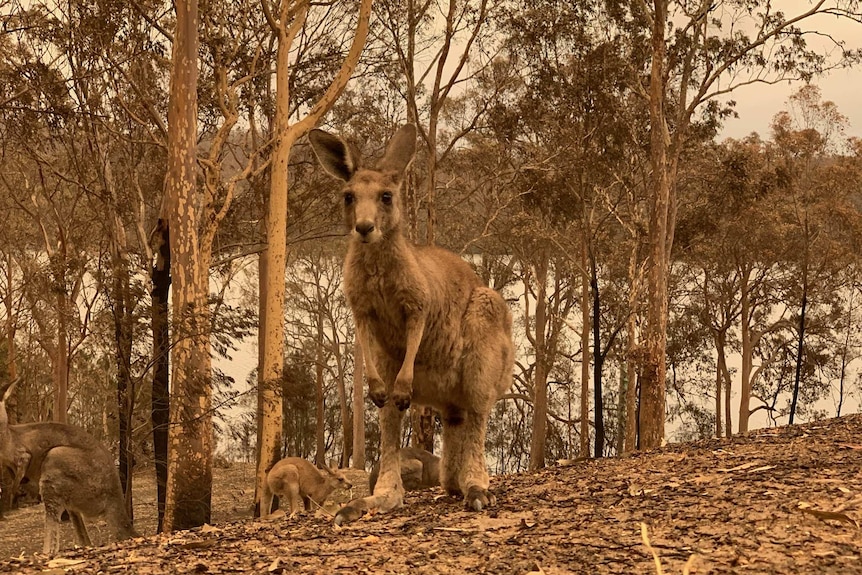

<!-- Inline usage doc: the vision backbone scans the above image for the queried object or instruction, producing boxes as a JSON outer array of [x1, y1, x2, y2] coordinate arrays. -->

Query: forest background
[[1, 0, 861, 532]]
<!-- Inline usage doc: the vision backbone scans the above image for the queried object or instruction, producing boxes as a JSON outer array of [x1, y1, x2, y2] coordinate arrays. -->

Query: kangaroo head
[[321, 463, 353, 491], [309, 124, 417, 244]]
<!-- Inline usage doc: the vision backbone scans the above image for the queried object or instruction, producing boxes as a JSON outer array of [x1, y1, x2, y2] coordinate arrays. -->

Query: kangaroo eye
[[343, 192, 354, 206], [381, 192, 393, 205]]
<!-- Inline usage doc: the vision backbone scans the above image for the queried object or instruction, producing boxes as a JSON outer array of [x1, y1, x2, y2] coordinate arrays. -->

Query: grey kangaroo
[[0, 379, 137, 555], [309, 124, 514, 525], [261, 457, 352, 517], [369, 447, 441, 493]]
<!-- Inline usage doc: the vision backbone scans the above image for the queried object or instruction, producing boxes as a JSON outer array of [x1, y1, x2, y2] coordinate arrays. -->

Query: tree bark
[[163, 0, 213, 531], [639, 0, 670, 450]]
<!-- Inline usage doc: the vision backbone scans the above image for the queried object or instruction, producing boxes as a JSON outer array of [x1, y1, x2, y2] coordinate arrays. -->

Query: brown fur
[[261, 457, 352, 517], [0, 379, 137, 555], [368, 447, 441, 493], [309, 124, 514, 525]]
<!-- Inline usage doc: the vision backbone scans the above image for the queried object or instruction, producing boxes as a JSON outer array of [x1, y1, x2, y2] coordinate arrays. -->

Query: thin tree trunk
[[738, 267, 753, 433], [590, 254, 604, 457], [315, 303, 326, 466], [111, 218, 135, 519], [623, 245, 640, 454], [351, 338, 366, 470], [789, 284, 807, 425], [529, 256, 549, 470], [579, 245, 590, 458], [150, 218, 170, 532]]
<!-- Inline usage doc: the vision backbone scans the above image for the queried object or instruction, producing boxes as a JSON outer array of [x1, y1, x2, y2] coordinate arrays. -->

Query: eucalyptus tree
[[768, 87, 862, 425], [607, 0, 862, 448], [253, 0, 371, 518]]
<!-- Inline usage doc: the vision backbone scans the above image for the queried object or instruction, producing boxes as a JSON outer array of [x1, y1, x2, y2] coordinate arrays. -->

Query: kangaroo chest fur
[[343, 238, 479, 375]]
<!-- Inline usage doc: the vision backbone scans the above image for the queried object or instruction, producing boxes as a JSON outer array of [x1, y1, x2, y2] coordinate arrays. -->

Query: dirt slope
[[1, 414, 860, 574]]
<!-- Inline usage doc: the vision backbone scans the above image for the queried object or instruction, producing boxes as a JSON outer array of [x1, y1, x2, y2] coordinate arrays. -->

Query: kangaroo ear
[[309, 129, 360, 182], [377, 124, 417, 174], [1, 378, 19, 402]]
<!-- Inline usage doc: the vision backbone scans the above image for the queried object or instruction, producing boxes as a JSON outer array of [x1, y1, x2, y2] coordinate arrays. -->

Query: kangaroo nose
[[355, 222, 375, 236]]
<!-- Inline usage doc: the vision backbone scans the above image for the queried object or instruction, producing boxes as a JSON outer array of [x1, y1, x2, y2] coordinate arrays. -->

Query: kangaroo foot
[[464, 486, 496, 512], [367, 378, 388, 408], [391, 389, 412, 411]]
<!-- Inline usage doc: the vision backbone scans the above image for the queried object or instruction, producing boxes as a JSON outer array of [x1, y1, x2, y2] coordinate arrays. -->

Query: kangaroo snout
[[355, 221, 376, 238]]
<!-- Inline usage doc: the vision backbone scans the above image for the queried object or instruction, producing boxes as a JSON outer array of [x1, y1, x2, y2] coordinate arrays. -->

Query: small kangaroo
[[309, 124, 514, 525], [0, 379, 137, 555], [369, 447, 441, 493], [261, 457, 352, 517]]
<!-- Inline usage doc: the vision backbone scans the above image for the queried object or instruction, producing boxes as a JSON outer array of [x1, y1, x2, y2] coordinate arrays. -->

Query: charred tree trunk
[[150, 218, 171, 532], [789, 284, 807, 425]]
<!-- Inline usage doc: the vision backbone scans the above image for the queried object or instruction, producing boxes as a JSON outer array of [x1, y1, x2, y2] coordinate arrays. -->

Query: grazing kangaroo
[[0, 379, 137, 555], [369, 447, 441, 493], [309, 124, 514, 525], [261, 457, 352, 517]]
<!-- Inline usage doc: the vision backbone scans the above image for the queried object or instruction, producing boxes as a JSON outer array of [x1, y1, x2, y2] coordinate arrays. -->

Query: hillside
[[1, 415, 861, 574]]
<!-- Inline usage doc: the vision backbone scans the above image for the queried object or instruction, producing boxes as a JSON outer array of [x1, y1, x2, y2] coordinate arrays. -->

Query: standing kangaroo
[[260, 457, 352, 517], [309, 124, 514, 525], [0, 379, 137, 555]]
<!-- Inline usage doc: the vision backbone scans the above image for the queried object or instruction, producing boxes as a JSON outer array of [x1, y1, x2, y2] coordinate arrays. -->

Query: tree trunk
[[529, 256, 549, 470], [163, 0, 213, 531], [53, 279, 70, 424], [255, 1, 302, 514], [150, 219, 171, 532], [789, 282, 807, 425], [579, 246, 590, 458], [1, 255, 19, 515], [623, 245, 640, 454], [738, 267, 753, 433], [111, 217, 135, 519], [640, 0, 670, 449], [255, 0, 372, 508], [351, 338, 366, 470], [315, 304, 326, 466], [590, 254, 604, 457]]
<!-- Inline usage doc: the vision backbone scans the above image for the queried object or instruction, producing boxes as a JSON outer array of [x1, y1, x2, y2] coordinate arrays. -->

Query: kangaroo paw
[[368, 388, 388, 409], [465, 486, 496, 512], [391, 389, 412, 411]]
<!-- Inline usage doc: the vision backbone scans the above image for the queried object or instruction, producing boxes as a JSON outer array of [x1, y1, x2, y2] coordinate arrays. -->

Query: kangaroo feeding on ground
[[369, 447, 441, 493], [0, 379, 137, 555], [261, 457, 352, 517], [309, 124, 514, 525]]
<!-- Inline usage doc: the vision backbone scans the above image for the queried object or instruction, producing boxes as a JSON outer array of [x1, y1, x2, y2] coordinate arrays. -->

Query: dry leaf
[[47, 558, 87, 568], [799, 506, 859, 528], [717, 462, 761, 473], [525, 564, 546, 575], [746, 465, 776, 474]]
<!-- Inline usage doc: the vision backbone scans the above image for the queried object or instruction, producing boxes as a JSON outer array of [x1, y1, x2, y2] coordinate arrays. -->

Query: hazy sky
[[718, 6, 862, 142]]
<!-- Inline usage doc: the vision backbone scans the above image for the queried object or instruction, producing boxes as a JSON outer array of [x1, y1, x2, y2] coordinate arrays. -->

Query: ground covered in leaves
[[1, 414, 861, 574]]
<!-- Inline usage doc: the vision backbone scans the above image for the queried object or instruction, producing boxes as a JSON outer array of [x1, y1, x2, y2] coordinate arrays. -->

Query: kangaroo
[[309, 124, 514, 525], [261, 457, 352, 517], [369, 447, 441, 493], [0, 379, 137, 555]]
